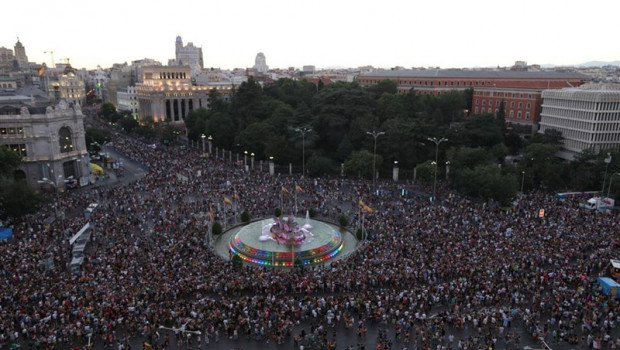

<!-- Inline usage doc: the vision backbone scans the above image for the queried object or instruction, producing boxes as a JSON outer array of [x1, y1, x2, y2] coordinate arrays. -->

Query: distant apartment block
[[358, 69, 591, 127], [117, 86, 139, 117], [539, 84, 620, 160], [172, 36, 203, 78]]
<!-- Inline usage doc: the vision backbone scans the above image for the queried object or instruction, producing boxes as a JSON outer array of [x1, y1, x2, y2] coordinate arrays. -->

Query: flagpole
[[223, 199, 227, 230], [233, 189, 237, 224], [359, 197, 363, 241], [280, 190, 283, 215], [294, 185, 298, 215]]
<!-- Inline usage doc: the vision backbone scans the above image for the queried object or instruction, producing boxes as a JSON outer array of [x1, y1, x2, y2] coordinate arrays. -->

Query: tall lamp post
[[251, 152, 255, 170], [295, 126, 312, 177], [608, 173, 620, 197], [207, 135, 213, 155], [366, 130, 385, 188], [520, 171, 526, 194], [602, 153, 612, 193], [201, 134, 206, 157], [427, 137, 448, 203]]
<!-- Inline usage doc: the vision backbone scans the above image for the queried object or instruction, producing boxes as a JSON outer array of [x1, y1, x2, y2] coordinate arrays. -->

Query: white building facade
[[117, 86, 139, 117], [540, 84, 620, 160]]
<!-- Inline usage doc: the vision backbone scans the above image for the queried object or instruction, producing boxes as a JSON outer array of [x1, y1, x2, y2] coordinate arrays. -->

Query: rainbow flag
[[281, 186, 290, 195], [223, 196, 232, 205], [143, 342, 152, 349], [359, 199, 375, 214], [295, 185, 304, 192]]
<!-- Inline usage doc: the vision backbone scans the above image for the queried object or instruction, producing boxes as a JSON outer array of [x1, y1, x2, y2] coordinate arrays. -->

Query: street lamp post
[[251, 152, 255, 170], [608, 173, 620, 197], [201, 134, 206, 157], [295, 127, 312, 177], [366, 130, 385, 188], [244, 150, 248, 167], [602, 153, 612, 193], [207, 135, 212, 155], [520, 171, 525, 194], [269, 156, 274, 176], [427, 137, 448, 203]]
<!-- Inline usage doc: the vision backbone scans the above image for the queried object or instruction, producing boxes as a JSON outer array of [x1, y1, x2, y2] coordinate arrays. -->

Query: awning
[[89, 163, 104, 174]]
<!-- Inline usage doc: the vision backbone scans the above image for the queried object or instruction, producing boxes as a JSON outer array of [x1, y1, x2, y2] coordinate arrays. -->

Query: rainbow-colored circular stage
[[228, 218, 345, 267]]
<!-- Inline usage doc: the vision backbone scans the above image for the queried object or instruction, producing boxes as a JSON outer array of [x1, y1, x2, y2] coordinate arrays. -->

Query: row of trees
[[114, 77, 619, 205]]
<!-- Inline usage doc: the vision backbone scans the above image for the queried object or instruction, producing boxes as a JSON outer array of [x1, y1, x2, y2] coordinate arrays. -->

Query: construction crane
[[44, 50, 55, 67]]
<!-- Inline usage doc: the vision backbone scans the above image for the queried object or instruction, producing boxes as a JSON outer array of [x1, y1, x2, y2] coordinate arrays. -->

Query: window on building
[[526, 112, 530, 119], [58, 127, 73, 153], [526, 103, 531, 109], [517, 111, 522, 119], [510, 102, 515, 108]]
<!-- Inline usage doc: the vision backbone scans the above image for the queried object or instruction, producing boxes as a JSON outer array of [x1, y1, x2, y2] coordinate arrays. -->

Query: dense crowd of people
[[1, 132, 619, 350]]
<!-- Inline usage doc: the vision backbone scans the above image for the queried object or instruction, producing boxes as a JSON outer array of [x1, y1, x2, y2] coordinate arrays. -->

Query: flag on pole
[[359, 199, 375, 214], [223, 196, 232, 205], [234, 193, 241, 201], [37, 66, 45, 76], [281, 186, 290, 195], [208, 207, 215, 222], [295, 185, 304, 192], [143, 342, 152, 349]]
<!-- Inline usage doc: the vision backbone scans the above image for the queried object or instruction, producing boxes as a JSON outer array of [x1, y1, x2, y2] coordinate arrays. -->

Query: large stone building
[[358, 69, 591, 128], [137, 66, 211, 123], [173, 36, 203, 78], [0, 98, 89, 189], [539, 84, 620, 160]]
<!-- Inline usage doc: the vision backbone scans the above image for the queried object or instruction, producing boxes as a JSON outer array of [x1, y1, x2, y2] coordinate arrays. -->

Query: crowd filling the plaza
[[1, 134, 619, 350]]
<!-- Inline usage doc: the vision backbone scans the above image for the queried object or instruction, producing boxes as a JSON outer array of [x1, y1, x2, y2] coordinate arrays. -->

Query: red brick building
[[358, 69, 591, 127]]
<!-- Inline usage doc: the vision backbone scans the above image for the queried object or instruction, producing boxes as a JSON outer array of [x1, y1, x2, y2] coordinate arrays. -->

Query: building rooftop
[[360, 69, 591, 80]]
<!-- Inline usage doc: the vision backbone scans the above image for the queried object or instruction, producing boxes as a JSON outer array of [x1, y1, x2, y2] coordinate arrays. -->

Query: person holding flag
[[359, 199, 374, 241], [359, 199, 374, 214], [294, 184, 304, 214]]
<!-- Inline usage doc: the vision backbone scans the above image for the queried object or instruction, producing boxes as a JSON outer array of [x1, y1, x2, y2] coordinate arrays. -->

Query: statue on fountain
[[258, 215, 313, 246]]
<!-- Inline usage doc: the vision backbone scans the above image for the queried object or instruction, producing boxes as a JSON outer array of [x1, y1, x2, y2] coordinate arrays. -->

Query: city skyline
[[3, 0, 619, 71]]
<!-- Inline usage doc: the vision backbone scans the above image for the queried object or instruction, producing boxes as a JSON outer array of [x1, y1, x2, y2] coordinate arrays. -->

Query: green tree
[[118, 115, 139, 133], [306, 154, 337, 177], [344, 150, 380, 179], [100, 102, 116, 118], [211, 222, 222, 235], [0, 148, 39, 221], [0, 147, 21, 176]]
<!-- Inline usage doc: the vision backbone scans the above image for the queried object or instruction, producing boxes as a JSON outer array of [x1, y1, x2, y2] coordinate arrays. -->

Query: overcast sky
[[3, 0, 619, 70]]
